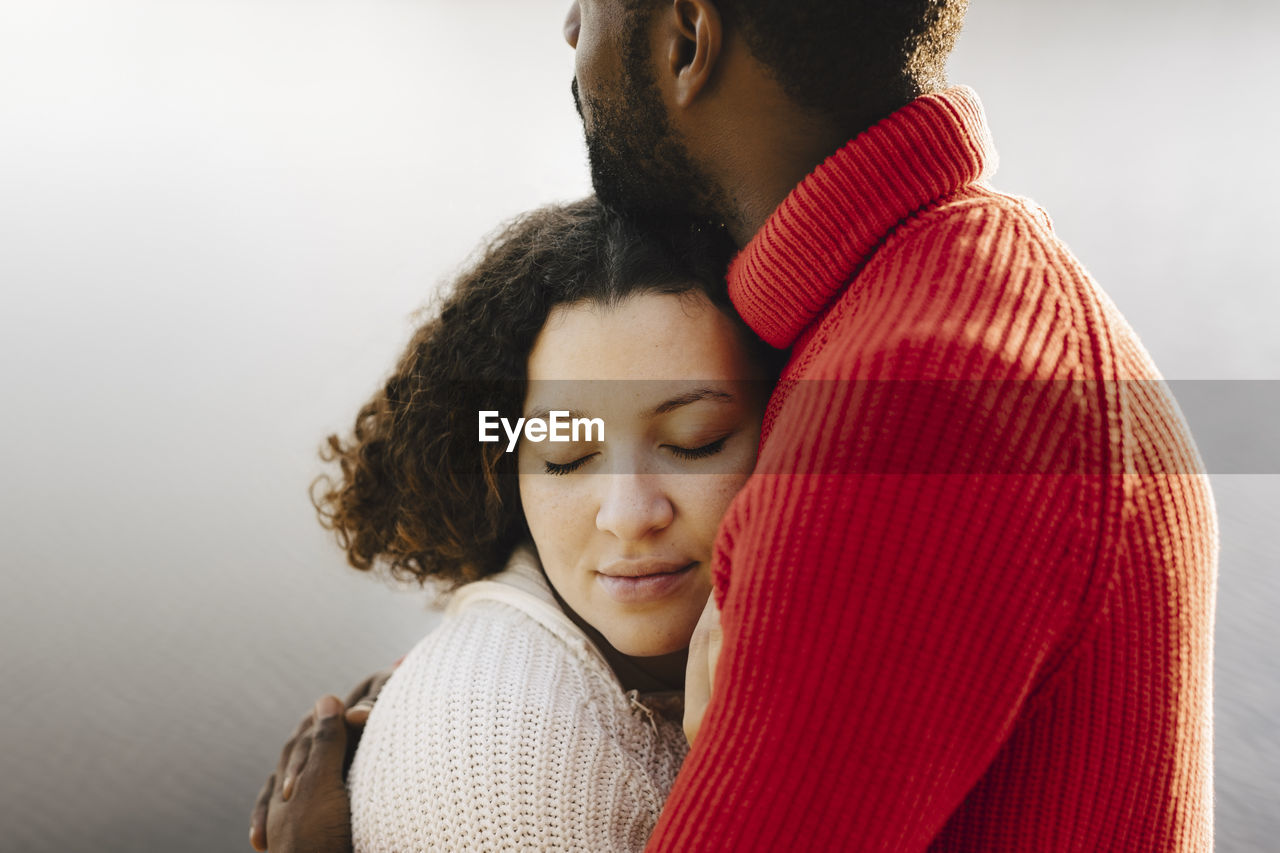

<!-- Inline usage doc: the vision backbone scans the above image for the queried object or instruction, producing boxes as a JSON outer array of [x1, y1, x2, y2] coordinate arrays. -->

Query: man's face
[[563, 0, 721, 222]]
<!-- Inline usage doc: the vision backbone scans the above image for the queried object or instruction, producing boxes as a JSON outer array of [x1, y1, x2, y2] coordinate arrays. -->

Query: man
[[253, 1, 1215, 849]]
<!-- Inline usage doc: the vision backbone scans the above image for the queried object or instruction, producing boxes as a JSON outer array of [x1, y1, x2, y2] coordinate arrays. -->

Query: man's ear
[[658, 0, 722, 108]]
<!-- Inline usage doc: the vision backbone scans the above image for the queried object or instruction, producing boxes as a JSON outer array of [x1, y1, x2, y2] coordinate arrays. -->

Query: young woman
[[262, 197, 781, 851]]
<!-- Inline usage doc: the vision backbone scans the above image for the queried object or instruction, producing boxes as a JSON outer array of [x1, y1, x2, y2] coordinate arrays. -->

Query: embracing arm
[[249, 668, 395, 852], [646, 335, 1100, 849]]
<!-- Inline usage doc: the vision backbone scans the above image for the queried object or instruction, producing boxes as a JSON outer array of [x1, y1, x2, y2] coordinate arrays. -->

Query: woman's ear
[[658, 0, 723, 109]]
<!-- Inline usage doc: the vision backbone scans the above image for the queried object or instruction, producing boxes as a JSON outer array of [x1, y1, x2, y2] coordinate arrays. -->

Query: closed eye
[[544, 453, 597, 475], [666, 436, 729, 461]]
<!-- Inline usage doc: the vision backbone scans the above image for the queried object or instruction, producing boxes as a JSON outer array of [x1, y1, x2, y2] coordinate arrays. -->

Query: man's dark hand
[[249, 668, 395, 851]]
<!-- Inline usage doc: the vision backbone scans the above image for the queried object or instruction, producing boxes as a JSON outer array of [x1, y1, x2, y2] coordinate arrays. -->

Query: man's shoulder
[[879, 184, 1066, 276], [798, 184, 1101, 380]]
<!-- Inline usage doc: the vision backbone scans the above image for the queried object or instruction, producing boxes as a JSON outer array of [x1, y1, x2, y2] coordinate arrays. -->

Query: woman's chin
[[604, 626, 694, 660]]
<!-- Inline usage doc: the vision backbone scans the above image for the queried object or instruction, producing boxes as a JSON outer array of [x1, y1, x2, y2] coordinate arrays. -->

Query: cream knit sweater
[[347, 547, 689, 852]]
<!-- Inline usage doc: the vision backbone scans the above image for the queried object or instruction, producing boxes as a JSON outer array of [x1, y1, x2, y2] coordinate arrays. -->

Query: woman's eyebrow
[[649, 388, 734, 416], [522, 389, 734, 422], [522, 406, 594, 423]]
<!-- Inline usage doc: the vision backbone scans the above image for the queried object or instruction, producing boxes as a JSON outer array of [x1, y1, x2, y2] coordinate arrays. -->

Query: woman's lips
[[595, 561, 696, 603]]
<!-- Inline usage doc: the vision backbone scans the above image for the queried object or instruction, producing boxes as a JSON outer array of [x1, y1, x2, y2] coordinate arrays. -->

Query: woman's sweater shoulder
[[348, 548, 688, 852]]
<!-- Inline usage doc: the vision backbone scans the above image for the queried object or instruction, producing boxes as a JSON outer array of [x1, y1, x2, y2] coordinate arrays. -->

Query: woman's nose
[[563, 2, 581, 49], [595, 474, 675, 542]]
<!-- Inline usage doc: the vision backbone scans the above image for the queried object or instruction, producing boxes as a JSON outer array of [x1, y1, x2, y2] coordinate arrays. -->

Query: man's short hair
[[629, 0, 969, 131]]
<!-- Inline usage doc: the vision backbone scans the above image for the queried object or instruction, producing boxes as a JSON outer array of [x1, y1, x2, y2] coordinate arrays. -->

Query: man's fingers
[[705, 599, 724, 687], [275, 714, 311, 779], [688, 593, 719, 664], [253, 691, 362, 851], [683, 594, 719, 744], [344, 665, 395, 727], [250, 772, 275, 851], [343, 701, 373, 726], [275, 710, 318, 800], [281, 730, 314, 802], [302, 695, 350, 787], [256, 709, 316, 848]]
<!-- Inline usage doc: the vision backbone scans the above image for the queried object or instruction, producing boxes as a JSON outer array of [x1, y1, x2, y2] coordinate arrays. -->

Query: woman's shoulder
[[444, 544, 601, 657], [383, 544, 602, 687], [367, 546, 669, 745], [384, 578, 602, 714]]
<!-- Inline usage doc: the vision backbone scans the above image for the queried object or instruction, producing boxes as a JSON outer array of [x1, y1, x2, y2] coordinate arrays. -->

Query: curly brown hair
[[312, 197, 775, 588]]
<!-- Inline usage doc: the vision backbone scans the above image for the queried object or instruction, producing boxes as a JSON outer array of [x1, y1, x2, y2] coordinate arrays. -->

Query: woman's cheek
[[520, 475, 588, 558], [675, 474, 742, 548]]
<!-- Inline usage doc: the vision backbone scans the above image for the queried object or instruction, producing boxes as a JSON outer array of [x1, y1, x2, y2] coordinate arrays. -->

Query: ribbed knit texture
[[349, 548, 688, 852], [647, 87, 1217, 851]]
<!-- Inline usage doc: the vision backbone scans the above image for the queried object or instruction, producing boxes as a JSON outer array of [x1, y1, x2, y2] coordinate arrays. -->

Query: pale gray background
[[0, 1, 1276, 850]]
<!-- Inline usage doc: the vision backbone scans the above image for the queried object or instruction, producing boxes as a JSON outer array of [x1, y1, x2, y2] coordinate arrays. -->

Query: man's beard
[[571, 65, 725, 225]]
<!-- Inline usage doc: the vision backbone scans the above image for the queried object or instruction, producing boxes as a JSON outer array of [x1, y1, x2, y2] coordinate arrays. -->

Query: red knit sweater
[[646, 88, 1216, 851]]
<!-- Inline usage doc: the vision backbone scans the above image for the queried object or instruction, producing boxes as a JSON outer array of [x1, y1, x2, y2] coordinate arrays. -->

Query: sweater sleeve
[[349, 602, 679, 852], [645, 326, 1107, 849]]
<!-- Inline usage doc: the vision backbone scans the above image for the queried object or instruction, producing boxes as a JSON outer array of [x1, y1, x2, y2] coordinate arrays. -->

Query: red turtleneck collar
[[727, 86, 997, 349]]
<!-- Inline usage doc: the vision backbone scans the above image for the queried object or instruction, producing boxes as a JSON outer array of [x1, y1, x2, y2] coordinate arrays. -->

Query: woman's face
[[517, 290, 765, 658]]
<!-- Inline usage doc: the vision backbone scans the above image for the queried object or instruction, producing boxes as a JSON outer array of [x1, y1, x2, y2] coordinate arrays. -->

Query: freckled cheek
[[700, 441, 758, 523], [677, 474, 751, 548], [519, 477, 595, 562]]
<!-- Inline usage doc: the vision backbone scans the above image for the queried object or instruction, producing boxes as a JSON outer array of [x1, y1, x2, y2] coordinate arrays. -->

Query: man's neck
[[714, 119, 862, 247], [703, 87, 920, 245], [721, 148, 833, 246]]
